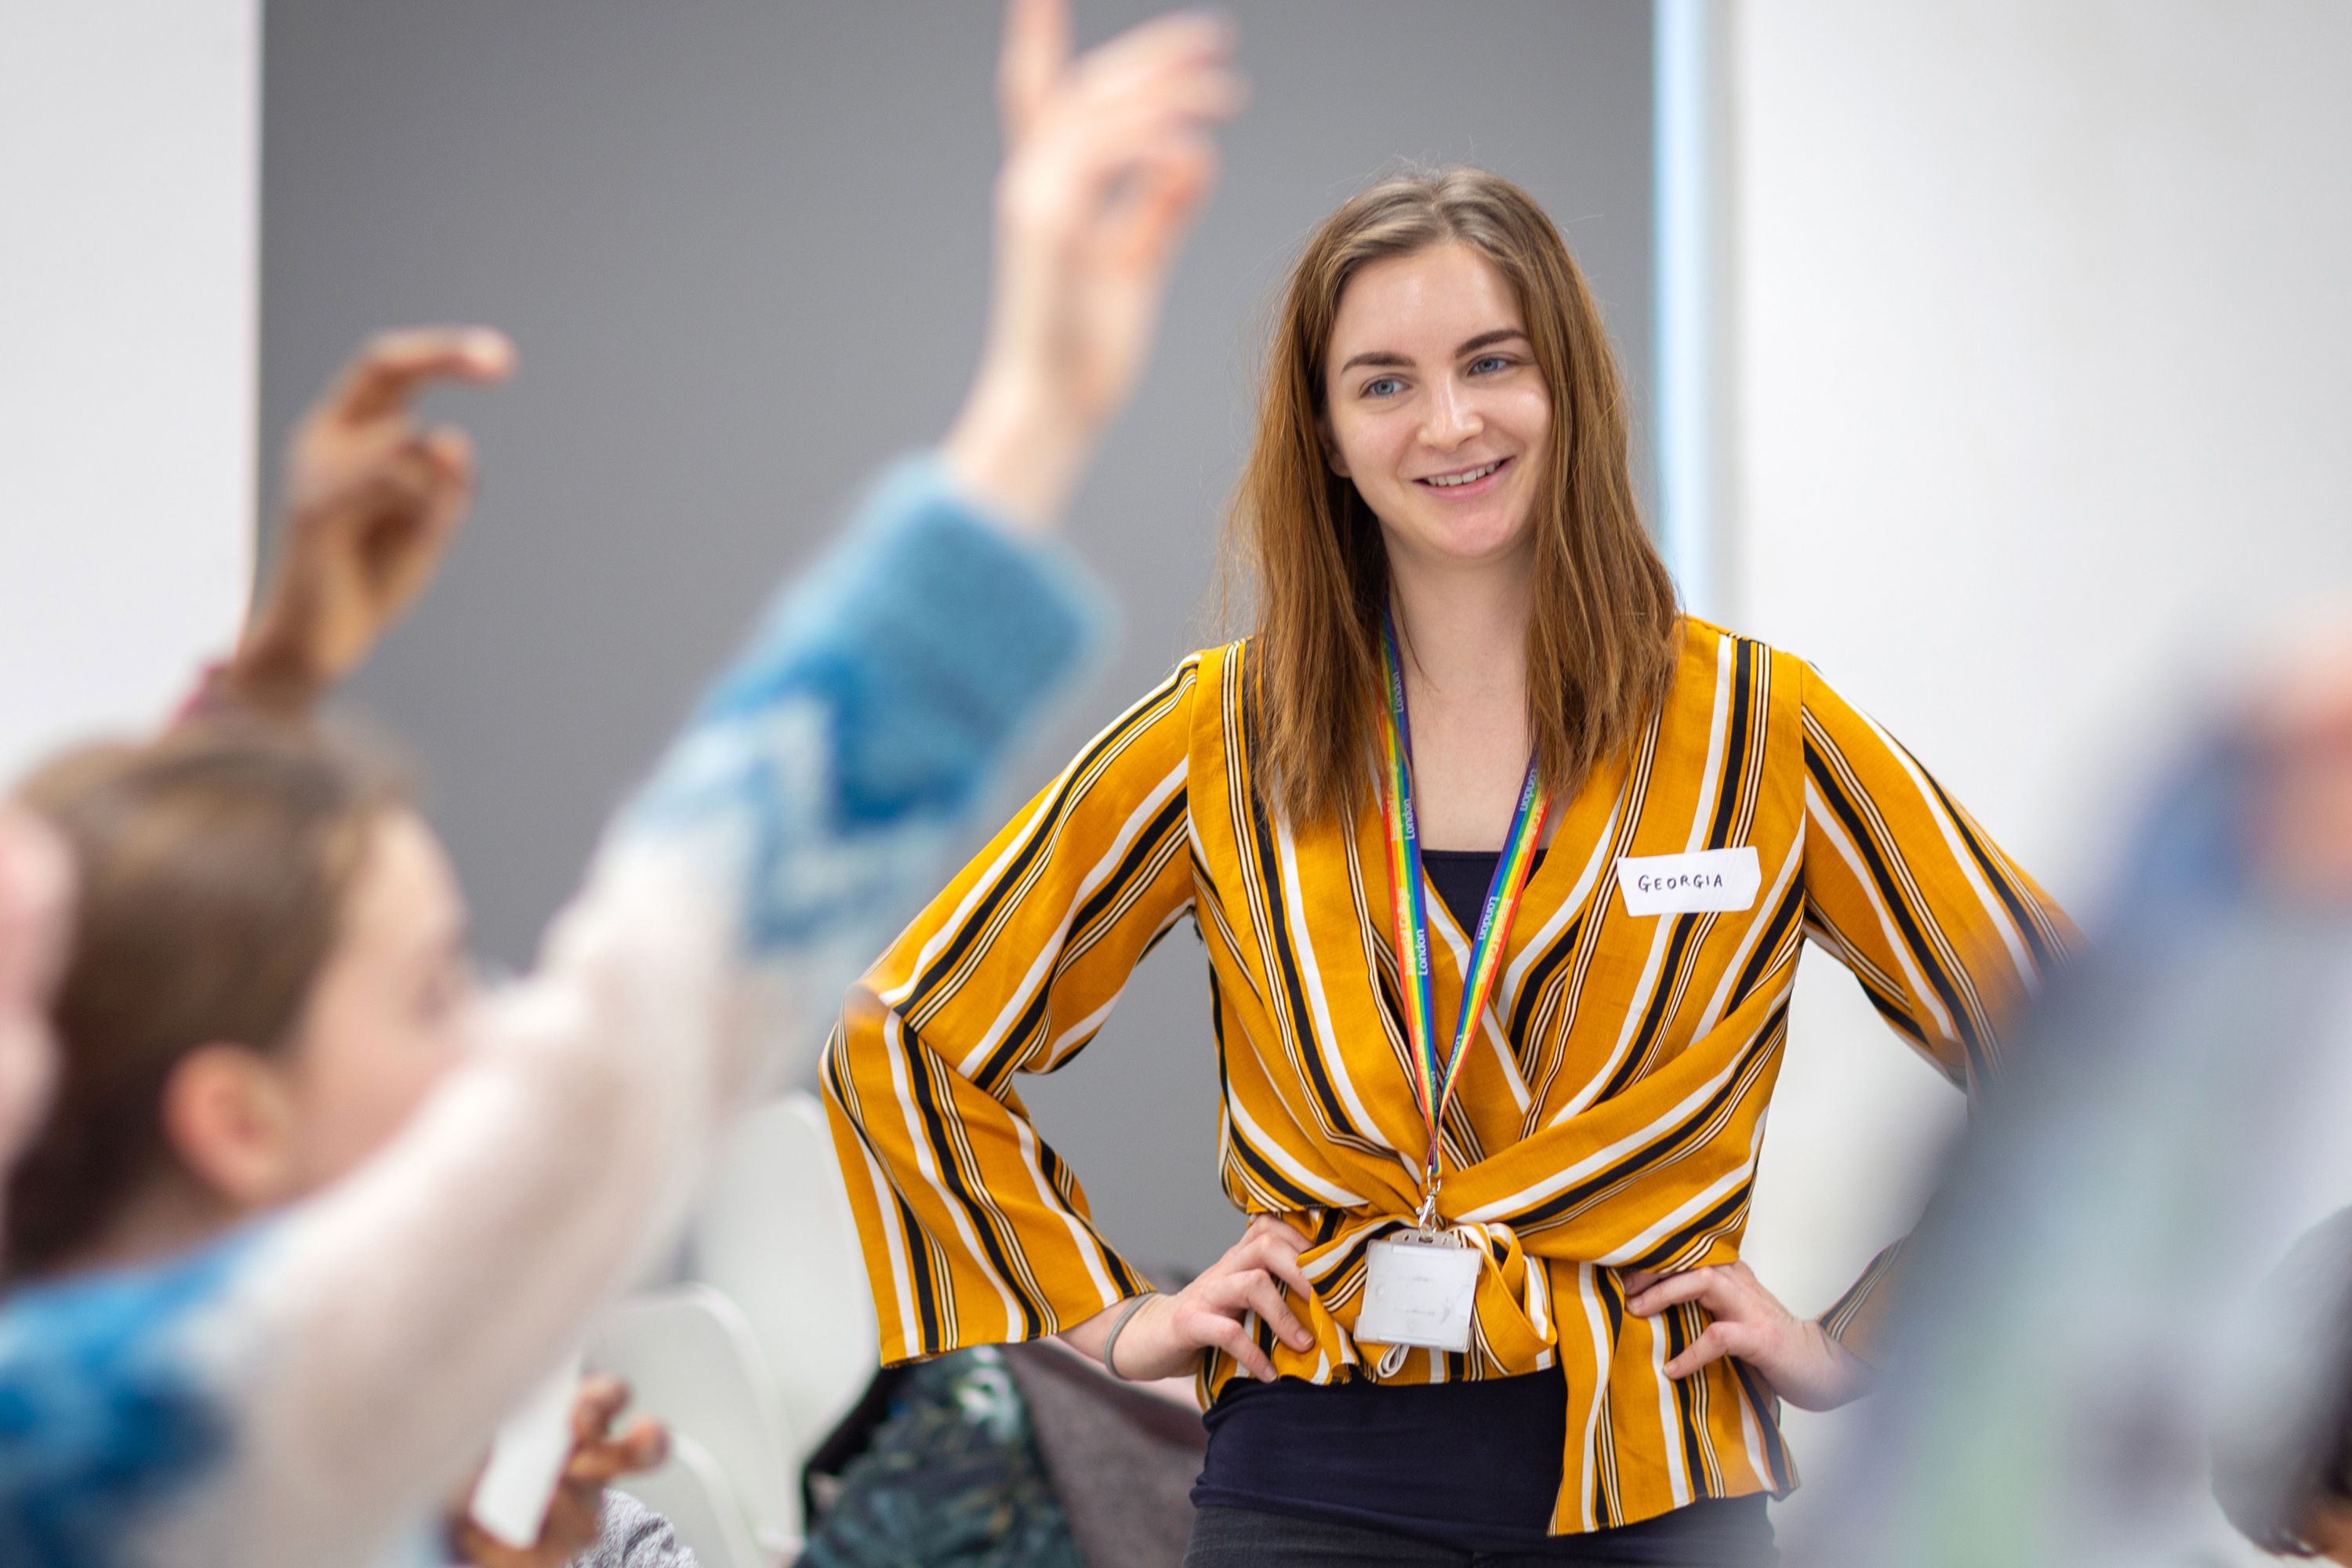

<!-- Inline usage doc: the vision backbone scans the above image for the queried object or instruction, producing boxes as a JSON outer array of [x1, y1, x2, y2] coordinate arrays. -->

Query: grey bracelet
[[1101, 1292, 1162, 1381]]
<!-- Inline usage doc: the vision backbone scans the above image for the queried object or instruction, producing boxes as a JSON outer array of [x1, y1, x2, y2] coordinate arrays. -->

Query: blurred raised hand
[[226, 328, 514, 716], [944, 0, 1244, 530]]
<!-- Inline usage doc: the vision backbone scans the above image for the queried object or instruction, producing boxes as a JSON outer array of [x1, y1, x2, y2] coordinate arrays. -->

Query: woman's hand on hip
[[1067, 1217, 1316, 1383], [942, 0, 1244, 532], [1623, 1261, 1874, 1412]]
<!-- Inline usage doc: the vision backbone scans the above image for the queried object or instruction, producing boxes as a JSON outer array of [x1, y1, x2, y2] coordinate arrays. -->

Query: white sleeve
[[194, 459, 1102, 1567]]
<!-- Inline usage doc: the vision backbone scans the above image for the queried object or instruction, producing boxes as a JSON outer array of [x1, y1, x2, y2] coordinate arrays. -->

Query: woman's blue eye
[[1469, 354, 1513, 375], [1363, 376, 1404, 398]]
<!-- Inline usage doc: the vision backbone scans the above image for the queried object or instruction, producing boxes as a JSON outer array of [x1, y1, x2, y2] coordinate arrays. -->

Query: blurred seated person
[[0, 0, 1239, 1558], [5, 336, 685, 1568]]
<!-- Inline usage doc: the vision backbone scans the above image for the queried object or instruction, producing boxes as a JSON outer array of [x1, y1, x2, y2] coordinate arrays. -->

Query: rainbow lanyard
[[1378, 611, 1550, 1230]]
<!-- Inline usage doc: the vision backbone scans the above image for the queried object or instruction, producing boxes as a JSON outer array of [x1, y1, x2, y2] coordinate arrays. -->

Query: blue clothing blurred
[[0, 458, 1102, 1568]]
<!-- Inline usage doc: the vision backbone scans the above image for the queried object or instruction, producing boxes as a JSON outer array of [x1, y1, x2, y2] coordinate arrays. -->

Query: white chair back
[[588, 1284, 801, 1560], [690, 1091, 880, 1457]]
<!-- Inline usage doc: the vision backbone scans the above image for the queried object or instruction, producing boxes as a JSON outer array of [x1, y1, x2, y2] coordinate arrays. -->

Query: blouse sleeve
[[1797, 661, 2076, 1358], [823, 657, 1205, 1365]]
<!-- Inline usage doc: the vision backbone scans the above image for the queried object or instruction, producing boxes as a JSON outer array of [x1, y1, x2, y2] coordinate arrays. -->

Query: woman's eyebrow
[[1457, 328, 1531, 356], [1337, 327, 1529, 376]]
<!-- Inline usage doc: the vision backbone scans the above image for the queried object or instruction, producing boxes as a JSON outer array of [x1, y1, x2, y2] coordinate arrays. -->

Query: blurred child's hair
[[3, 719, 405, 1276]]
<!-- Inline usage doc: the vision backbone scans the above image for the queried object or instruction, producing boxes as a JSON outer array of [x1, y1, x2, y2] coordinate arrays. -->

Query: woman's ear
[[158, 1044, 299, 1211]]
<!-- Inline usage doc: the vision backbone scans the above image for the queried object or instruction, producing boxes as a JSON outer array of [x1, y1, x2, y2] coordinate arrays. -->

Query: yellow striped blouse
[[822, 616, 2071, 1534]]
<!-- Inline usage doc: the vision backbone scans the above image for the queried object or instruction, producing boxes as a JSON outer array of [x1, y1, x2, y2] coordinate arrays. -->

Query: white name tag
[[1615, 846, 1762, 916], [1356, 1232, 1481, 1352]]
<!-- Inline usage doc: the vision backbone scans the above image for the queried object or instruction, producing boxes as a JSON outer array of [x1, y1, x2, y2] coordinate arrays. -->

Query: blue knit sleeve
[[0, 1236, 259, 1568], [629, 456, 1107, 953]]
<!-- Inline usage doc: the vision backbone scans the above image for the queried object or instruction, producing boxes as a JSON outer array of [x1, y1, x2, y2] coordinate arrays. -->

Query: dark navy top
[[1189, 849, 1774, 1561]]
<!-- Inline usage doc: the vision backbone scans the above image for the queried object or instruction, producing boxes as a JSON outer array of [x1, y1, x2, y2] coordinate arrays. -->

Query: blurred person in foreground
[[0, 2, 1242, 1564], [1792, 630, 2352, 1567], [18, 325, 696, 1568], [10, 715, 682, 1568]]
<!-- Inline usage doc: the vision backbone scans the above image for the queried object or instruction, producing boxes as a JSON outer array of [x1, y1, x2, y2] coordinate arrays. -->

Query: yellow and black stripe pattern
[[823, 617, 2070, 1534]]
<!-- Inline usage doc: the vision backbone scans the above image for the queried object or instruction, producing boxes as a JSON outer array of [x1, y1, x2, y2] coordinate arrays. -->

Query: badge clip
[[1413, 1181, 1444, 1238]]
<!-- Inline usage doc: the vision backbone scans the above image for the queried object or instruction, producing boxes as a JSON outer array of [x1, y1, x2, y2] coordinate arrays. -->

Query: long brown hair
[[1229, 165, 1679, 825], [4, 720, 400, 1276]]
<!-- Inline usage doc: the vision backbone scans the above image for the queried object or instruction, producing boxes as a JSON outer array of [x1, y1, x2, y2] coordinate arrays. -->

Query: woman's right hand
[[1072, 1217, 1319, 1383], [942, 0, 1244, 532]]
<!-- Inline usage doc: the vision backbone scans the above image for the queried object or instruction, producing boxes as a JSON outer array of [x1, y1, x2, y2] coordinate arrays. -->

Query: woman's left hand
[[1622, 1261, 1873, 1413]]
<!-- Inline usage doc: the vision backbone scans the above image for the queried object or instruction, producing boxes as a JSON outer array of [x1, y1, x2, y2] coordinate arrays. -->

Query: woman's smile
[[1415, 456, 1511, 495]]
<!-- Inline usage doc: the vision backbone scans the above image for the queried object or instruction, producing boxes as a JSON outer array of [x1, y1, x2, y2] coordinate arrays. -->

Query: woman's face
[[267, 807, 475, 1200], [1321, 241, 1554, 575]]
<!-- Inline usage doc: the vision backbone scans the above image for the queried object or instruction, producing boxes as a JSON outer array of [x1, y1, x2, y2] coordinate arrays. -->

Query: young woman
[[0, 2, 1240, 1563], [825, 167, 2073, 1564]]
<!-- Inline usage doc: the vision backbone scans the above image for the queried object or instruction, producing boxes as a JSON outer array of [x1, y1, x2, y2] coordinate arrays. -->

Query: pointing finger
[[328, 327, 514, 425], [997, 0, 1070, 146]]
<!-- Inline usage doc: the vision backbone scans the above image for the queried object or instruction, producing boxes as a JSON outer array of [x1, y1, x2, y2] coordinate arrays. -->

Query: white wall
[[0, 0, 259, 783], [1720, 0, 2352, 1540]]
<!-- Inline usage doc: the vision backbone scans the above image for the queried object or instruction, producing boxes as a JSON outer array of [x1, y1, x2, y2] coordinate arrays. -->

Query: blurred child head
[[3, 720, 474, 1278]]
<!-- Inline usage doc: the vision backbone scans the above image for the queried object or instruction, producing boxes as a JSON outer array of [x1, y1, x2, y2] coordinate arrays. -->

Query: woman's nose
[[1421, 383, 1484, 449]]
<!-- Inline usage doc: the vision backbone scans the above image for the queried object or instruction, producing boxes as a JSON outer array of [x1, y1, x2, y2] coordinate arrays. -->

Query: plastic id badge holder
[[1356, 1229, 1481, 1352]]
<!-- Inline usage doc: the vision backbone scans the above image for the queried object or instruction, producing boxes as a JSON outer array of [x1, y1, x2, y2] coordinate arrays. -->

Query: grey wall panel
[[263, 0, 1653, 1270]]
